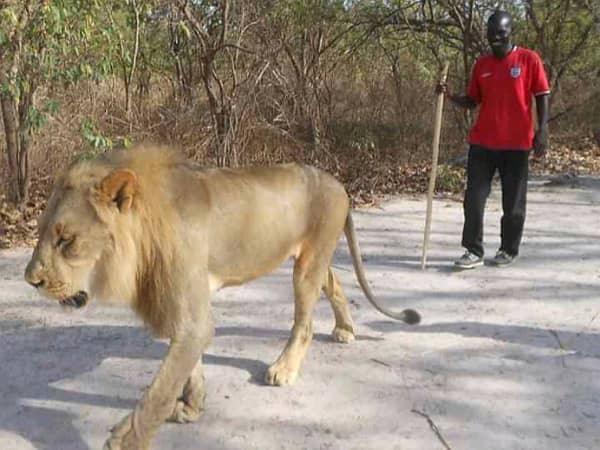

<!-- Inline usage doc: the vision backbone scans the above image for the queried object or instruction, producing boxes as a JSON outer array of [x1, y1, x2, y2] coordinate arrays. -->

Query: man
[[438, 10, 550, 269]]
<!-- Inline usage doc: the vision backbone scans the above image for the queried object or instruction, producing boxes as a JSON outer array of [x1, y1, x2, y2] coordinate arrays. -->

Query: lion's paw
[[265, 361, 299, 386], [332, 327, 355, 343], [103, 432, 149, 450], [103, 414, 150, 450], [167, 399, 203, 423]]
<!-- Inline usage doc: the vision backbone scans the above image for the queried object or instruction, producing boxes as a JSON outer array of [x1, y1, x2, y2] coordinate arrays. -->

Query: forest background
[[1, 0, 599, 247]]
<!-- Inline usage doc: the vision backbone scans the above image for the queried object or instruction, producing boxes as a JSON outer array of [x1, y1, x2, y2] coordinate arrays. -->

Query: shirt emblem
[[510, 66, 521, 78]]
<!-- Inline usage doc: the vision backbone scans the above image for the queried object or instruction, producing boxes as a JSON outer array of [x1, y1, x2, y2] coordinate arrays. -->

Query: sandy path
[[1, 177, 599, 450]]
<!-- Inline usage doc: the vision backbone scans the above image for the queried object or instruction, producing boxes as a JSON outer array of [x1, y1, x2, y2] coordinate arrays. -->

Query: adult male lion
[[24, 145, 420, 450]]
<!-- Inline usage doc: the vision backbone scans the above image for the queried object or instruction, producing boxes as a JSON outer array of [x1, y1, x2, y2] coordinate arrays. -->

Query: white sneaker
[[454, 251, 484, 269], [492, 250, 516, 267]]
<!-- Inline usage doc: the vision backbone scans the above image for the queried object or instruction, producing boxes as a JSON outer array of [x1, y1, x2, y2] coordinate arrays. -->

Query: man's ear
[[98, 169, 137, 212]]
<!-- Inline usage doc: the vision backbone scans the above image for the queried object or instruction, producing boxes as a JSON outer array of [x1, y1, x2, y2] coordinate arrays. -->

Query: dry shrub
[[1, 66, 598, 219]]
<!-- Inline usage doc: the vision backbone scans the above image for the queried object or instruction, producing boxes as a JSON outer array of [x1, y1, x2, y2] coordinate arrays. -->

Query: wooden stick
[[421, 62, 449, 270]]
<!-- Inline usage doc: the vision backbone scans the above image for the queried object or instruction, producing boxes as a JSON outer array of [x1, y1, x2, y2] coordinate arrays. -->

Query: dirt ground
[[1, 176, 599, 450]]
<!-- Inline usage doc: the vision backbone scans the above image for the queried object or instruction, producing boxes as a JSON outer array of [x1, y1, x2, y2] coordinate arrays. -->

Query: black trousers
[[462, 145, 530, 257]]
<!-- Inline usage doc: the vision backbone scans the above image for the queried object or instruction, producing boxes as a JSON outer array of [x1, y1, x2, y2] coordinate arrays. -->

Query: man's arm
[[449, 92, 478, 110], [436, 83, 478, 109], [533, 94, 549, 158]]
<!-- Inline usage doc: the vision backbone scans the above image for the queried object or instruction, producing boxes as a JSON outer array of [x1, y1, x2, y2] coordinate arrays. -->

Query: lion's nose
[[24, 261, 46, 289]]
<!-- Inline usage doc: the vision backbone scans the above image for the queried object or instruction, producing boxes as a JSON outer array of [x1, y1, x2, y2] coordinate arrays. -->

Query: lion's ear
[[98, 169, 137, 212]]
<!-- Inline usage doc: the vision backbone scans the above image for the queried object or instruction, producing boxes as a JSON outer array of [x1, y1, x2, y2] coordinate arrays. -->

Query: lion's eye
[[56, 236, 75, 249]]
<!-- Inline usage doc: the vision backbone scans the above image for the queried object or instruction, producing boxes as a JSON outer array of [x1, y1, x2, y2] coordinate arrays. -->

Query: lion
[[24, 145, 420, 450]]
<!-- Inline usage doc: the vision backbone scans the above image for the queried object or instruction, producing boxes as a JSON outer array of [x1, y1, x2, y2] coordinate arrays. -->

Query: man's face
[[487, 16, 512, 53]]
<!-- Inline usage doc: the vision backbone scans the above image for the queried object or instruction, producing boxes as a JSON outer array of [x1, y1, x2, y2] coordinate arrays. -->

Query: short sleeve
[[530, 51, 550, 96], [467, 60, 481, 103]]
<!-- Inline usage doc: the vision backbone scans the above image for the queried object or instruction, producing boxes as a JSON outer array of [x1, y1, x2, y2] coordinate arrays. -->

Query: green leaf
[[25, 106, 48, 134], [44, 100, 60, 114], [80, 119, 114, 151], [178, 22, 192, 40], [122, 137, 133, 148], [1, 8, 18, 27]]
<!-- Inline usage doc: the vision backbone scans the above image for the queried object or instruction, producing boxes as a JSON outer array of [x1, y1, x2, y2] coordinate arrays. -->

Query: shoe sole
[[491, 260, 515, 267], [454, 261, 484, 269]]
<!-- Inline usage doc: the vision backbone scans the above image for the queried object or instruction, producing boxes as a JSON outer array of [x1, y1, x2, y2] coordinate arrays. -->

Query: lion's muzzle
[[60, 291, 89, 308]]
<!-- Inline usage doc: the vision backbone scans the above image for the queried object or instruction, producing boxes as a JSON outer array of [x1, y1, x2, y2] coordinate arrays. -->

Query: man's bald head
[[487, 10, 513, 28], [487, 10, 514, 57]]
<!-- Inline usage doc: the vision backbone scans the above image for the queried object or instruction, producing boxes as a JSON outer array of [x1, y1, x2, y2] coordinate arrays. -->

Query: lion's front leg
[[104, 414, 148, 450], [104, 324, 212, 450], [168, 358, 205, 423]]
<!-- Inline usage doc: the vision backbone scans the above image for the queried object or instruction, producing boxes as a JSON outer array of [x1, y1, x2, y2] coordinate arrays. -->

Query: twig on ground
[[586, 311, 599, 328], [411, 408, 452, 450], [370, 358, 392, 368], [549, 329, 565, 350], [549, 329, 567, 368]]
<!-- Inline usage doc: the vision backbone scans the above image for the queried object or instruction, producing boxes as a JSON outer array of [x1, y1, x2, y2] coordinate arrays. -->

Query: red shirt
[[468, 47, 550, 150]]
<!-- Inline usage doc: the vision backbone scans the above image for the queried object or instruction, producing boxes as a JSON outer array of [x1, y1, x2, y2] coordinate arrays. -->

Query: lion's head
[[25, 162, 138, 309], [25, 147, 184, 336]]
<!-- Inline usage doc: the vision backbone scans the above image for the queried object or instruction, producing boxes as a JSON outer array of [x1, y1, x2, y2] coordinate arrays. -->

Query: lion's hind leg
[[168, 358, 206, 423], [264, 247, 329, 386], [323, 267, 355, 343]]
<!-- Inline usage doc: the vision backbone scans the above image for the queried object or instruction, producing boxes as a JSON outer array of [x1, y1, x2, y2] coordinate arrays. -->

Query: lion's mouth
[[60, 291, 89, 309]]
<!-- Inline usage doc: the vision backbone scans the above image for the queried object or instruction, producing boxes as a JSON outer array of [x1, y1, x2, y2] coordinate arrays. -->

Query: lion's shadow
[[0, 324, 281, 450], [0, 321, 383, 449]]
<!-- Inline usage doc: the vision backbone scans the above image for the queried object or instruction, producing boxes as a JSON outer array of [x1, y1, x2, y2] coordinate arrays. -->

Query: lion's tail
[[344, 212, 421, 325]]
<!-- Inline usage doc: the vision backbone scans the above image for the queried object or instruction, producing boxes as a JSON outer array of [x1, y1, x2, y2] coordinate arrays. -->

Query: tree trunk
[[2, 95, 22, 205], [173, 55, 193, 106], [1, 94, 30, 207], [214, 106, 233, 167], [200, 60, 234, 167]]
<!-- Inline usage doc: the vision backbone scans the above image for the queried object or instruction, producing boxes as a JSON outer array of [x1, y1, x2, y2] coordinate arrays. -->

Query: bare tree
[[525, 0, 599, 120], [0, 1, 44, 206], [178, 0, 263, 166]]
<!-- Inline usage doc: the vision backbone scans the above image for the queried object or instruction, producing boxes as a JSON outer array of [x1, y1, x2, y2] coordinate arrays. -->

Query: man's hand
[[533, 127, 548, 159], [436, 82, 477, 109], [436, 81, 449, 96]]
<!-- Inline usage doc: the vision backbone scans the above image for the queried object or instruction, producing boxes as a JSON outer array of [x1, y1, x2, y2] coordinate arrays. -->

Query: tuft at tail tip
[[403, 309, 421, 325]]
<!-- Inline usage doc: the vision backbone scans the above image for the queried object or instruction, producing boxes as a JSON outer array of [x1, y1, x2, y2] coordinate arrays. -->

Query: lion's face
[[24, 168, 137, 308]]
